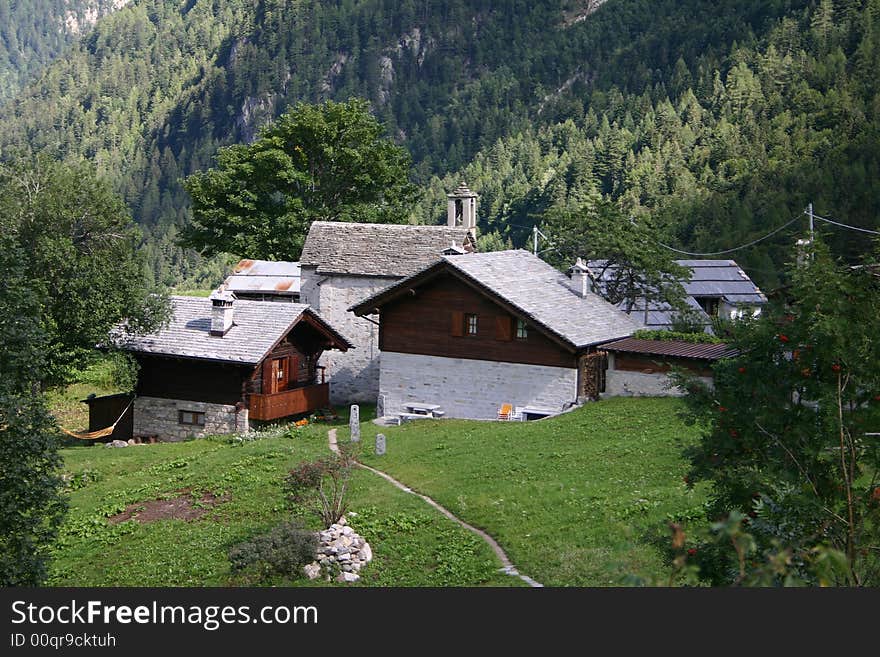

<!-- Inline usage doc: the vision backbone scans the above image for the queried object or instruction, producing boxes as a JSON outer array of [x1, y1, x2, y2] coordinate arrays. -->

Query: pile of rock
[[303, 515, 372, 583]]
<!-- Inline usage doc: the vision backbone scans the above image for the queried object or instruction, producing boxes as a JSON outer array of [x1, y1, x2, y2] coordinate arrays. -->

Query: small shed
[[602, 338, 737, 397], [82, 393, 134, 442]]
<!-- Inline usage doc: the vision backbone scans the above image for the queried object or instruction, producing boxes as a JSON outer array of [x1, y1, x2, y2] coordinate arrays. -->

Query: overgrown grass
[[45, 359, 122, 433], [172, 289, 213, 297], [352, 397, 709, 586], [52, 418, 514, 587]]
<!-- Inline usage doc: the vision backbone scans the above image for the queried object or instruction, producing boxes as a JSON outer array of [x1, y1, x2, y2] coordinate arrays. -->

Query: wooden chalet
[[350, 250, 638, 420], [114, 292, 352, 440]]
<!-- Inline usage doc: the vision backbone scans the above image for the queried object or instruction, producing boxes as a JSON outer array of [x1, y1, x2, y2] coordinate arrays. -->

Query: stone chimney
[[447, 182, 478, 239], [209, 290, 235, 337], [569, 258, 591, 297]]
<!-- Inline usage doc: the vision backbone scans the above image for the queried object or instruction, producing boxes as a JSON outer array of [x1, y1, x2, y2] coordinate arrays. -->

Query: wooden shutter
[[495, 315, 513, 341], [289, 355, 299, 385], [261, 360, 274, 394], [450, 310, 464, 337]]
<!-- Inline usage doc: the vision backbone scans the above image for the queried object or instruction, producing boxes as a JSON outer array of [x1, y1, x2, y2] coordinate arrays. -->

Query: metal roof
[[602, 337, 738, 360], [223, 260, 301, 296], [115, 296, 352, 365], [300, 221, 476, 278], [352, 250, 639, 350]]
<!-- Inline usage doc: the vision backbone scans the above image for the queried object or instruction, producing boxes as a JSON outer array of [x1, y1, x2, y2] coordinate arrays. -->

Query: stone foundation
[[604, 368, 713, 397], [379, 351, 578, 420], [133, 396, 248, 441]]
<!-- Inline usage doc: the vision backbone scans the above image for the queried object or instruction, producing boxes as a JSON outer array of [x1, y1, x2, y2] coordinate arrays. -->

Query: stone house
[[350, 249, 639, 420], [298, 183, 478, 404], [114, 292, 352, 440]]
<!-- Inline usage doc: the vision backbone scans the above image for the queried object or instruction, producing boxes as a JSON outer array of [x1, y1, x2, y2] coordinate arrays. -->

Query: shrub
[[632, 329, 724, 344], [669, 309, 708, 334], [285, 444, 357, 527], [228, 521, 318, 580]]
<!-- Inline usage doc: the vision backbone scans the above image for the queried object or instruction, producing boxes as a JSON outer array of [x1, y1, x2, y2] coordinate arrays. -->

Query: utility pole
[[805, 203, 815, 243], [533, 225, 539, 256]]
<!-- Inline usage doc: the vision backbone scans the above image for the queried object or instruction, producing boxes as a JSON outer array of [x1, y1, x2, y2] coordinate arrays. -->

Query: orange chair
[[497, 403, 513, 420]]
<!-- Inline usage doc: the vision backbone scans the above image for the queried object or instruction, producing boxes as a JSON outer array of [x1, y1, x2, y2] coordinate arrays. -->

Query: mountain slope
[[0, 0, 129, 102], [2, 0, 878, 289]]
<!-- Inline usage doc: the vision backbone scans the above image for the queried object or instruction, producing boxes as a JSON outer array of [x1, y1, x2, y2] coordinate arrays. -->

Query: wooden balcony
[[248, 382, 329, 421]]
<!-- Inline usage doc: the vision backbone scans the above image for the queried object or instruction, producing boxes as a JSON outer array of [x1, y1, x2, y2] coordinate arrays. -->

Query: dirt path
[[328, 428, 543, 587]]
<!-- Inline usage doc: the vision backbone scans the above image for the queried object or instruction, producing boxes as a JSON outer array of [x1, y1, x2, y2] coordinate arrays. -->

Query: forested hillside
[[1, 0, 878, 288], [0, 0, 128, 102]]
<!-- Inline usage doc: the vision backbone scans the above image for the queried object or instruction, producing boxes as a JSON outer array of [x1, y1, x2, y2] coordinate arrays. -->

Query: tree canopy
[[676, 239, 880, 585], [0, 156, 169, 386], [180, 99, 419, 260], [542, 194, 689, 312]]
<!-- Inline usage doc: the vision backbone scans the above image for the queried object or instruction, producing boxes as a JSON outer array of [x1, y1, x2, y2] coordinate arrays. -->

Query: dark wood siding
[[612, 353, 714, 377], [247, 338, 317, 396], [379, 274, 576, 368], [135, 356, 252, 405], [84, 393, 133, 441]]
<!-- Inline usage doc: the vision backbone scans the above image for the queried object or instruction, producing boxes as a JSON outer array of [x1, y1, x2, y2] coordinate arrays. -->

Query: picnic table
[[396, 403, 446, 424]]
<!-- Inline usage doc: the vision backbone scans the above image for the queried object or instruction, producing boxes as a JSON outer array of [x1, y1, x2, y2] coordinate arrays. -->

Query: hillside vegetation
[[0, 0, 127, 103], [1, 1, 877, 288]]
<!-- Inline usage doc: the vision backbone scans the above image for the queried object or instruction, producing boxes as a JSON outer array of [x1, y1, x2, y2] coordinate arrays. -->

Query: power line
[[811, 213, 880, 236], [656, 215, 802, 257]]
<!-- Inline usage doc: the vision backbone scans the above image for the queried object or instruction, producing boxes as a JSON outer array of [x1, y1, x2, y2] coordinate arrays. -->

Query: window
[[465, 313, 478, 335], [178, 410, 205, 426], [695, 297, 721, 317], [516, 319, 528, 340]]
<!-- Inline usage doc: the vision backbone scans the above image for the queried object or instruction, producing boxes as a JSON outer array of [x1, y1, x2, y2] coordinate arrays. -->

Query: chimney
[[447, 181, 478, 239], [441, 240, 467, 256], [569, 258, 591, 298], [209, 290, 235, 336]]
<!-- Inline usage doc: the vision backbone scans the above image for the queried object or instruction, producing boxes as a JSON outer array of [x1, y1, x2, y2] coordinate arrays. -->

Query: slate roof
[[602, 337, 738, 360], [300, 221, 475, 278], [223, 259, 301, 296], [116, 296, 351, 365], [678, 259, 766, 305], [351, 250, 639, 350], [588, 259, 766, 330]]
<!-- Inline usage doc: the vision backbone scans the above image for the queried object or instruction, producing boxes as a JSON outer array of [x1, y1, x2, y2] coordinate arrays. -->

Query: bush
[[228, 521, 318, 580], [669, 309, 709, 334], [285, 444, 357, 527], [632, 329, 724, 344]]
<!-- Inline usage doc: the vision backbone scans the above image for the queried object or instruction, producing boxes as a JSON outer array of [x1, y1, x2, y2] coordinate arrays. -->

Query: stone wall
[[133, 396, 248, 441], [300, 269, 398, 404], [379, 351, 578, 420], [604, 353, 713, 397]]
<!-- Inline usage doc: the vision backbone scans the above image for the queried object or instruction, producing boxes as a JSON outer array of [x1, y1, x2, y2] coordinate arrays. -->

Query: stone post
[[375, 433, 386, 456], [349, 404, 360, 442]]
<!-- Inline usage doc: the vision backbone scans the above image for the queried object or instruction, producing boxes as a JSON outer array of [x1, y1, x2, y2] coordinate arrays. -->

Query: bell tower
[[446, 182, 477, 239]]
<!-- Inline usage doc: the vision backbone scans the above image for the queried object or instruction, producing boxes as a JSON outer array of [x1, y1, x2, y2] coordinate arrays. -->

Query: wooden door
[[269, 357, 287, 394]]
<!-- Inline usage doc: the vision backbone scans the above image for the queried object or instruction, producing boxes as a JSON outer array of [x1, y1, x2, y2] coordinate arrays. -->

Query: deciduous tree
[[180, 99, 419, 260], [676, 240, 880, 585]]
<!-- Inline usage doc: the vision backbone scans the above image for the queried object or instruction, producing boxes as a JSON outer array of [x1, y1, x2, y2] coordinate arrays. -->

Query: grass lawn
[[52, 416, 515, 587], [351, 397, 709, 586]]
